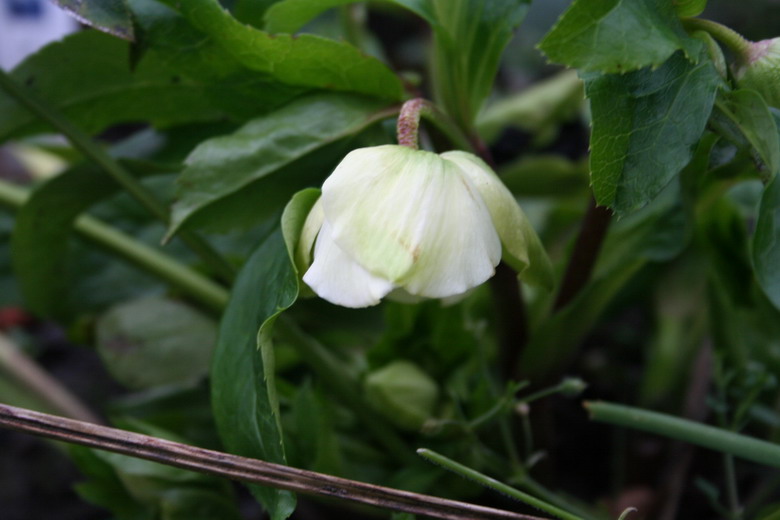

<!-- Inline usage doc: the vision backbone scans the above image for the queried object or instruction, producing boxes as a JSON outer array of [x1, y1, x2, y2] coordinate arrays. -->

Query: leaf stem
[[0, 68, 236, 284], [0, 179, 228, 314], [417, 449, 584, 520], [275, 314, 416, 465], [396, 98, 474, 152], [553, 198, 612, 311], [585, 401, 780, 469], [682, 18, 753, 60]]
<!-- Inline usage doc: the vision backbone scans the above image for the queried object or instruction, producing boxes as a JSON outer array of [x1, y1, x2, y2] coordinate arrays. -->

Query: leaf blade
[[168, 93, 389, 237], [539, 0, 697, 74], [586, 49, 720, 214]]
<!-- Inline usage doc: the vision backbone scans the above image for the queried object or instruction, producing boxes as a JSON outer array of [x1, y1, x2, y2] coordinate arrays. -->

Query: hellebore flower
[[295, 145, 552, 308], [734, 37, 780, 108]]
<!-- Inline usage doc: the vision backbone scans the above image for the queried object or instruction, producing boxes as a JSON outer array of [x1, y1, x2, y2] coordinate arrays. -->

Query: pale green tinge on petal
[[322, 145, 500, 298], [295, 197, 324, 275], [398, 160, 501, 297], [442, 151, 555, 290], [302, 221, 394, 308]]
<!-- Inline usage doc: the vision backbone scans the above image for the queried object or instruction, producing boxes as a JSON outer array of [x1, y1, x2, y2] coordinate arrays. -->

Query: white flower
[[295, 145, 552, 308]]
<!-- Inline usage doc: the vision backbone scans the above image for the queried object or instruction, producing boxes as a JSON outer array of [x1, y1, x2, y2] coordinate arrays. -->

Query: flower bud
[[295, 145, 552, 308], [364, 360, 439, 431], [734, 38, 780, 108]]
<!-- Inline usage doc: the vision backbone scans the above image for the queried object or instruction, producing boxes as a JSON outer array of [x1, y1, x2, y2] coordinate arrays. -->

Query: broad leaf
[[539, 0, 698, 74], [11, 162, 173, 318], [51, 0, 135, 40], [0, 29, 298, 141], [156, 0, 403, 100], [265, 0, 356, 33], [711, 89, 780, 181], [211, 218, 305, 519], [754, 176, 780, 311], [586, 49, 720, 214], [167, 94, 389, 237], [264, 0, 436, 34], [95, 296, 217, 390]]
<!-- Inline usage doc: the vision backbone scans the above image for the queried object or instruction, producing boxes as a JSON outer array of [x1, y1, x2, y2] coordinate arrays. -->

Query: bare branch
[[0, 403, 549, 520]]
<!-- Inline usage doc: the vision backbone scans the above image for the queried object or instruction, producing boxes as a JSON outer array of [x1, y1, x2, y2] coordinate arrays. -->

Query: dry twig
[[0, 403, 549, 520]]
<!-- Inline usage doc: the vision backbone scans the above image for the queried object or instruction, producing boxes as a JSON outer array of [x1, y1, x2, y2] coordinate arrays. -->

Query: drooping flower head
[[295, 145, 552, 308]]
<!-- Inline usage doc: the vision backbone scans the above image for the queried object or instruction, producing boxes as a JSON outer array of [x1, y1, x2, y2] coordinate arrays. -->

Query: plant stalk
[[0, 180, 228, 314], [275, 314, 416, 465], [586, 401, 780, 469], [0, 69, 236, 284], [417, 449, 584, 520], [396, 98, 474, 152]]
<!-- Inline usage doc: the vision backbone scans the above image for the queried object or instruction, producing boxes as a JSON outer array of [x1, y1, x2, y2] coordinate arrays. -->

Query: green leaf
[[156, 0, 403, 100], [168, 93, 389, 237], [51, 0, 135, 40], [673, 0, 707, 17], [754, 175, 780, 311], [430, 0, 530, 129], [95, 296, 217, 390], [0, 28, 297, 141], [265, 0, 355, 33], [211, 227, 299, 520], [710, 89, 780, 181], [10, 162, 171, 319], [586, 49, 720, 214], [234, 0, 283, 26], [539, 0, 698, 74], [263, 0, 436, 33]]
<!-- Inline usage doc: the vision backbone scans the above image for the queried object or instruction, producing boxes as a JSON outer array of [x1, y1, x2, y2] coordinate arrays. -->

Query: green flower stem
[[275, 314, 416, 465], [417, 448, 584, 520], [396, 98, 474, 152], [0, 180, 228, 314], [586, 401, 780, 469], [0, 68, 236, 284], [682, 18, 752, 60]]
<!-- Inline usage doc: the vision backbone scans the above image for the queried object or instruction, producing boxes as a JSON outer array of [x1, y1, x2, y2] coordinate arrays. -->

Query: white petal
[[322, 145, 500, 298], [302, 221, 394, 308], [442, 151, 554, 289]]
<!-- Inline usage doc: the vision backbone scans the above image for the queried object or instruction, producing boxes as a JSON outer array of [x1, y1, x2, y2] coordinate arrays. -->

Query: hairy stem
[[396, 98, 474, 151], [682, 18, 753, 59], [0, 69, 236, 284]]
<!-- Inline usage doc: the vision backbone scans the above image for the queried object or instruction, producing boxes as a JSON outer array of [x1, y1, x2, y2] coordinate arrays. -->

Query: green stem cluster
[[0, 180, 228, 314], [0, 69, 235, 284]]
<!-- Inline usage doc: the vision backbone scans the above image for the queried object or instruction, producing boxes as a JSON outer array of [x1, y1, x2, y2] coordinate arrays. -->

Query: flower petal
[[442, 151, 554, 289], [322, 145, 500, 298], [302, 220, 394, 308]]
